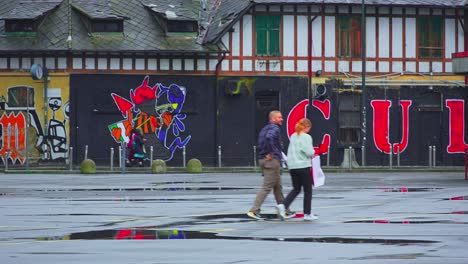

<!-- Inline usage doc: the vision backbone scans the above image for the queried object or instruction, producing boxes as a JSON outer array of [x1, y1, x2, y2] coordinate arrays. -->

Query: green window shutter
[[256, 15, 281, 56], [256, 15, 268, 55], [268, 16, 281, 56]]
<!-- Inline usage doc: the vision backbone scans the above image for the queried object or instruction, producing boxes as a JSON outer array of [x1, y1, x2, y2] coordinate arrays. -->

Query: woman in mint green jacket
[[282, 118, 318, 221]]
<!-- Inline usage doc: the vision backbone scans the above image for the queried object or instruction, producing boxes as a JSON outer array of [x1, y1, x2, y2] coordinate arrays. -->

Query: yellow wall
[[0, 73, 70, 164]]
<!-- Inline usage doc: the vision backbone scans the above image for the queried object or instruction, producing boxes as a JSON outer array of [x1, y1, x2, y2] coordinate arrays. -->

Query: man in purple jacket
[[247, 110, 288, 220]]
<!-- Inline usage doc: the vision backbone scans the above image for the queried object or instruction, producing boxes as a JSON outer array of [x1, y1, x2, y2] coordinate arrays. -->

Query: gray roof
[[141, 0, 208, 21], [0, 0, 224, 54], [71, 0, 127, 20], [0, 0, 62, 20], [200, 0, 252, 44]]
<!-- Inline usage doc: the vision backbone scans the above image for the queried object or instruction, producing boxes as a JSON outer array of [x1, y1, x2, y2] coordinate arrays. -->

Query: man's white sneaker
[[303, 214, 318, 221], [276, 204, 286, 220]]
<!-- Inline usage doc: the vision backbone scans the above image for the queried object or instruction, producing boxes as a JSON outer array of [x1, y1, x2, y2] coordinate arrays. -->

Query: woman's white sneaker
[[303, 214, 318, 221]]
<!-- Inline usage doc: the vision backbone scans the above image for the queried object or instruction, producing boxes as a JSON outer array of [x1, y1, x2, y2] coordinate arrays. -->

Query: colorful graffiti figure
[[108, 76, 191, 161]]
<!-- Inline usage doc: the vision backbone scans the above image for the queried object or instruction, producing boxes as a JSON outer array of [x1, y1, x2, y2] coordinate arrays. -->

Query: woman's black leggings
[[283, 167, 312, 215]]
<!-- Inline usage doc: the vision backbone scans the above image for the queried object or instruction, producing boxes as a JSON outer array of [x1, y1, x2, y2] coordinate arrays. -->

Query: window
[[338, 92, 361, 145], [338, 16, 362, 58], [167, 20, 197, 32], [5, 19, 36, 32], [255, 15, 281, 56], [92, 20, 123, 32], [418, 17, 443, 58]]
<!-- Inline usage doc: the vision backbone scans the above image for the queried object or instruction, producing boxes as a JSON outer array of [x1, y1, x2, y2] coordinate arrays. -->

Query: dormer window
[[167, 20, 197, 33], [92, 19, 123, 33], [1, 1, 60, 34], [72, 1, 126, 34], [5, 19, 36, 32], [143, 2, 199, 35]]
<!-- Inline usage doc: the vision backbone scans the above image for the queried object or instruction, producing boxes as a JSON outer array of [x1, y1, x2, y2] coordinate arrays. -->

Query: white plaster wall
[[312, 17, 322, 57], [243, 15, 253, 56], [148, 58, 157, 70], [110, 58, 120, 70], [283, 15, 295, 57], [135, 58, 145, 70], [405, 17, 416, 58], [297, 16, 308, 57], [366, 17, 376, 58], [232, 22, 240, 56], [458, 17, 464, 52], [392, 18, 403, 58], [185, 59, 194, 71], [98, 58, 107, 70], [445, 18, 456, 59], [73, 58, 82, 69], [45, 57, 55, 69], [57, 57, 66, 69], [379, 17, 389, 58], [324, 16, 335, 57]]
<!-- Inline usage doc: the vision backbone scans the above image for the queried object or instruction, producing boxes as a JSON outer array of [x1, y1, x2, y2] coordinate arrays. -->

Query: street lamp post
[[361, 0, 367, 166]]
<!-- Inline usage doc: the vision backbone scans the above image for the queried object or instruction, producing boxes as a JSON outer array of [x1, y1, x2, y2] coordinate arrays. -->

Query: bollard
[[348, 146, 352, 170], [253, 146, 257, 168], [182, 146, 186, 167], [121, 142, 126, 174], [389, 146, 393, 169], [69, 147, 73, 171], [327, 145, 330, 167], [84, 145, 88, 160], [218, 145, 222, 168], [429, 146, 433, 168], [110, 147, 114, 171], [432, 145, 436, 167], [150, 146, 154, 164], [118, 146, 122, 168], [361, 145, 365, 167], [397, 145, 400, 167]]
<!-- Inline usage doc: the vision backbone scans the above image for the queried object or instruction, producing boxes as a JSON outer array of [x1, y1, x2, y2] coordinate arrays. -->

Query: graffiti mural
[[0, 85, 69, 164], [108, 76, 191, 161]]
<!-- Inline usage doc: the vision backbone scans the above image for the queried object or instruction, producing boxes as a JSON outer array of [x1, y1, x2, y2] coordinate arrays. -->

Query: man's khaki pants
[[250, 158, 284, 213]]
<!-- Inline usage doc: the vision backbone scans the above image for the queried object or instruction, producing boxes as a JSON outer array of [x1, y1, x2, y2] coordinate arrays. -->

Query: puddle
[[37, 228, 437, 245], [444, 196, 468, 200], [350, 253, 425, 260], [377, 187, 442, 192], [345, 220, 467, 224], [151, 181, 217, 185], [32, 187, 253, 192], [65, 198, 219, 202]]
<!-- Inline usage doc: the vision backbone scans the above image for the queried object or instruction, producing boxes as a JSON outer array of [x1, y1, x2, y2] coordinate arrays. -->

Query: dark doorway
[[254, 91, 279, 139]]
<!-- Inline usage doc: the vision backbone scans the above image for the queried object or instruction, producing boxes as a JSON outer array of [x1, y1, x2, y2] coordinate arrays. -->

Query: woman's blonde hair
[[295, 118, 311, 134]]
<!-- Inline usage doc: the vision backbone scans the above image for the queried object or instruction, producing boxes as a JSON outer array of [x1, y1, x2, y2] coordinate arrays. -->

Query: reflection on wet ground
[[37, 228, 438, 245], [151, 181, 217, 185], [349, 253, 425, 260], [32, 212, 442, 245], [444, 196, 468, 200], [377, 187, 443, 192], [31, 187, 254, 192], [62, 198, 220, 202], [345, 220, 468, 224]]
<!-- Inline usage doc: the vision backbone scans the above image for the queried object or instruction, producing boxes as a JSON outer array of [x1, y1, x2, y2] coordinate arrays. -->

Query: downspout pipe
[[214, 53, 226, 166], [308, 15, 319, 118]]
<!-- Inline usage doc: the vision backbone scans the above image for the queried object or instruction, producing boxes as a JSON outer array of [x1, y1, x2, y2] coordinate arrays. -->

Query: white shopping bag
[[311, 155, 325, 187]]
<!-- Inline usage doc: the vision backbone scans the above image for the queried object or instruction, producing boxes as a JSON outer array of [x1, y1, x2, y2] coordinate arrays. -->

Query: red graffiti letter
[[287, 99, 331, 153], [446, 100, 468, 153]]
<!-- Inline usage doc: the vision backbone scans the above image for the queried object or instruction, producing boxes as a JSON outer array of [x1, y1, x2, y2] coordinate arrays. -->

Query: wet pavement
[[0, 171, 467, 263]]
